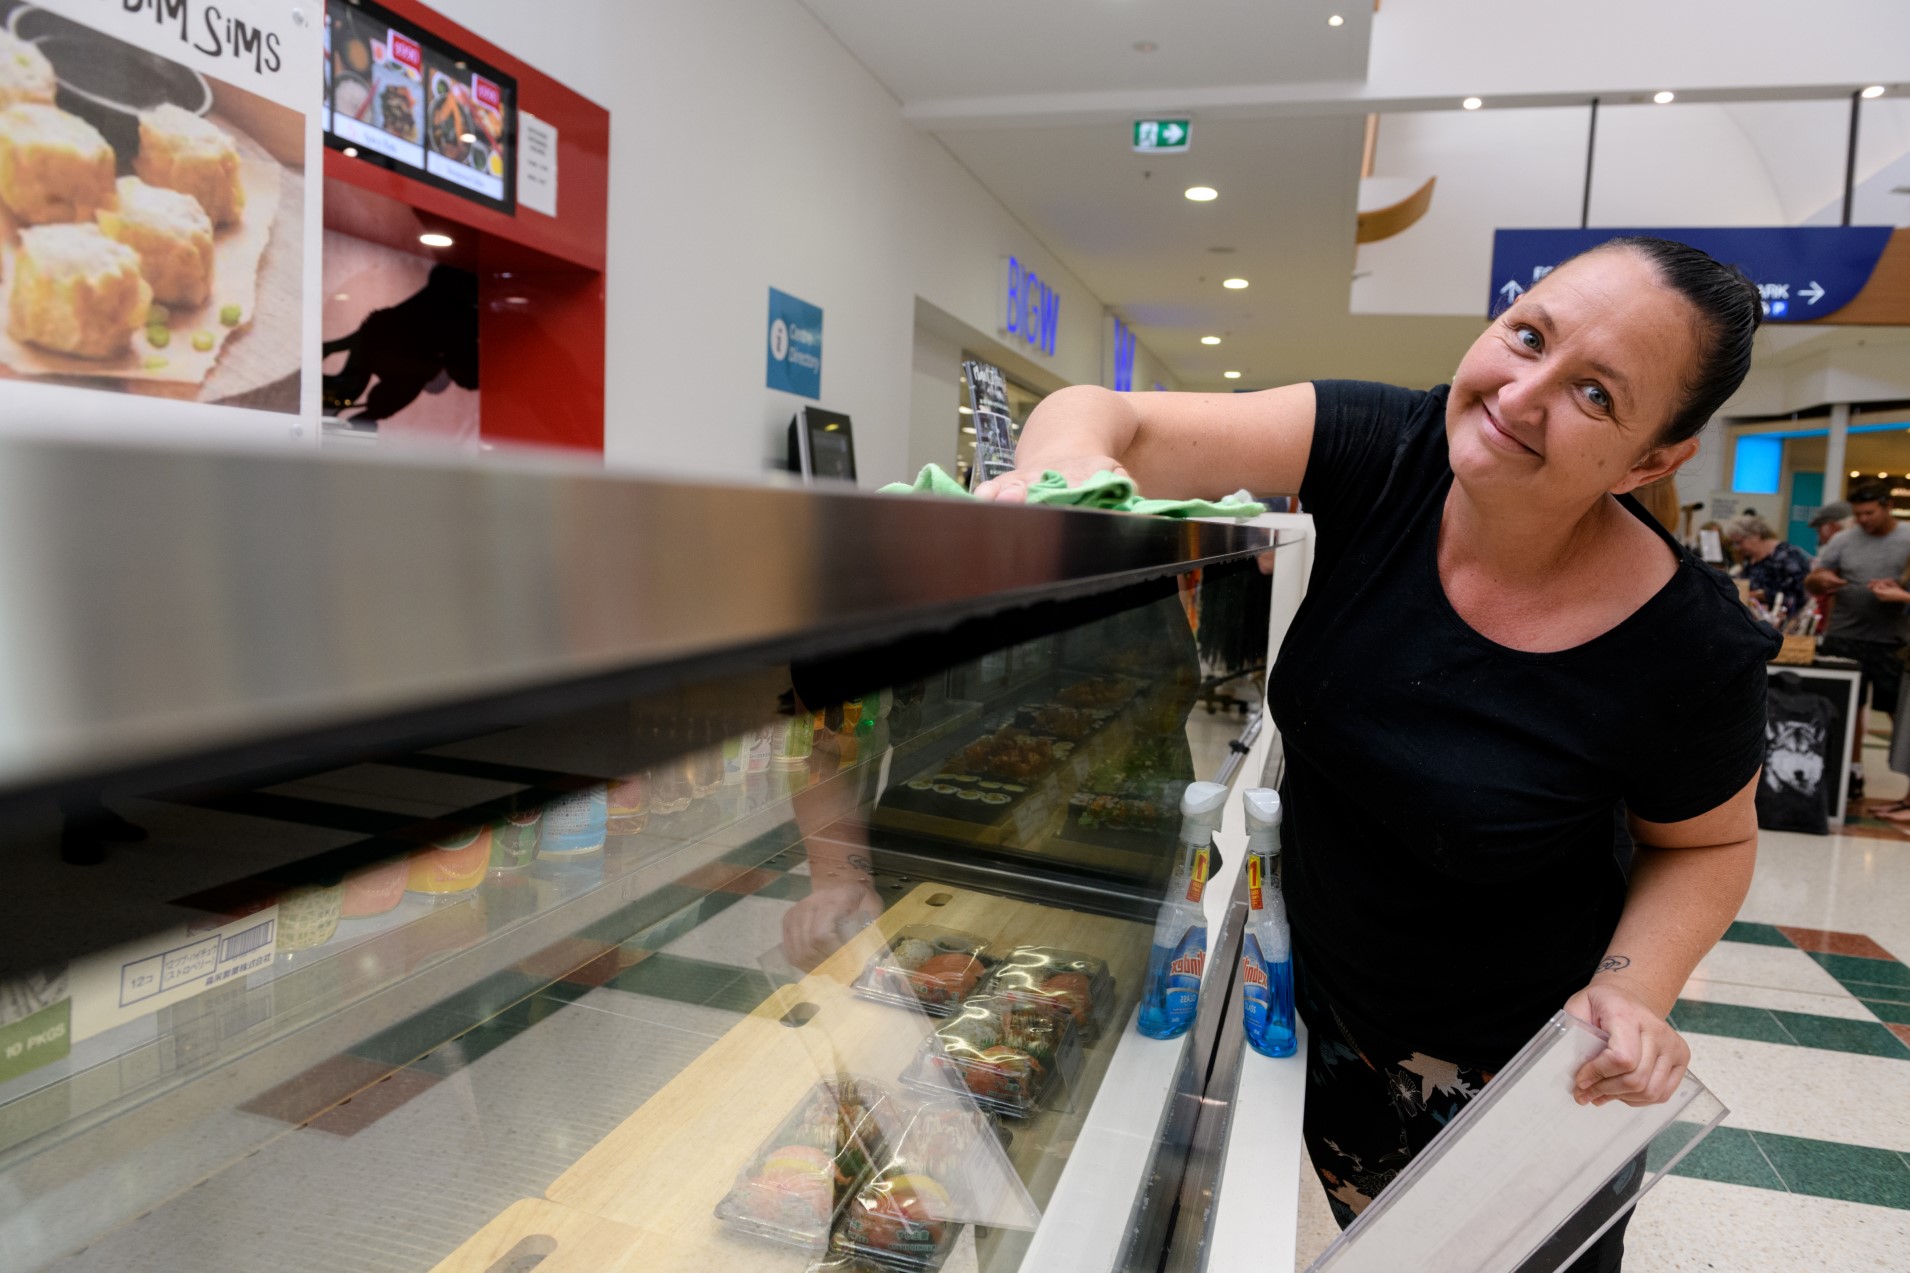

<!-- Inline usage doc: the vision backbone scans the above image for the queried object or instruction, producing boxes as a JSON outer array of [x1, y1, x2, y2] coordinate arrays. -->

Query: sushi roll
[[889, 937, 936, 971]]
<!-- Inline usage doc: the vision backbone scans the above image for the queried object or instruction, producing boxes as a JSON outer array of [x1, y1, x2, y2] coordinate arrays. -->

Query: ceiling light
[[1462, 97, 1483, 110], [1880, 472, 1890, 478], [342, 146, 358, 158], [419, 232, 455, 248], [958, 406, 973, 415], [1201, 335, 1222, 345], [1223, 371, 1243, 380], [1327, 14, 1344, 26], [1133, 40, 1157, 52], [1653, 90, 1675, 104], [961, 426, 976, 434], [1222, 277, 1249, 289], [332, 292, 349, 301], [461, 132, 477, 144], [1862, 85, 1887, 99], [1184, 186, 1218, 202], [1852, 470, 1862, 477]]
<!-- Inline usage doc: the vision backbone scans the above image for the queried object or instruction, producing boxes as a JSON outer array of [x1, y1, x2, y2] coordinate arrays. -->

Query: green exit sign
[[1133, 119, 1191, 153]]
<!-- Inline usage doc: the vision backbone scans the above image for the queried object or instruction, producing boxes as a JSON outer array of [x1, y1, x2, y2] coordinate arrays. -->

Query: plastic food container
[[340, 856, 408, 917], [853, 926, 992, 1017], [831, 1100, 1011, 1271], [904, 995, 1082, 1118], [405, 825, 492, 896], [976, 946, 1115, 1040], [713, 1075, 893, 1253]]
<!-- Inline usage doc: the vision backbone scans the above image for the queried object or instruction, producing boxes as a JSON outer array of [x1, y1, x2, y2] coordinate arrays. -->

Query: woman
[[980, 237, 1776, 1272], [1727, 512, 1813, 623]]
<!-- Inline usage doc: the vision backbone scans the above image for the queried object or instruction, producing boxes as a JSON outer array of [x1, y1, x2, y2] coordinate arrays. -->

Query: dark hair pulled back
[[1563, 235, 1763, 447]]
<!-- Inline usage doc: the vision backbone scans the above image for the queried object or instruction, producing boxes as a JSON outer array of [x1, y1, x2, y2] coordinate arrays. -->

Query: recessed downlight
[[1222, 278, 1249, 290], [419, 232, 455, 248], [342, 146, 358, 158], [1223, 371, 1243, 380], [1862, 85, 1887, 99], [958, 406, 973, 415], [1201, 336, 1222, 346], [1327, 14, 1344, 26], [1462, 97, 1483, 111], [1653, 90, 1675, 104], [1184, 186, 1218, 202]]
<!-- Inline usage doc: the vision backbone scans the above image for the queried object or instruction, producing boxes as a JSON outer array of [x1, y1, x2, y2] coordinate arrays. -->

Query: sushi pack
[[713, 1075, 892, 1253], [852, 926, 993, 1017], [831, 1101, 1009, 1272], [975, 947, 1116, 1042], [903, 994, 1085, 1119]]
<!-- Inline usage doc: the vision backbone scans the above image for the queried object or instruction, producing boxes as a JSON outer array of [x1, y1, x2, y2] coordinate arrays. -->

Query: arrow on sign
[[1162, 122, 1186, 144], [1498, 279, 1524, 304], [1800, 280, 1826, 305]]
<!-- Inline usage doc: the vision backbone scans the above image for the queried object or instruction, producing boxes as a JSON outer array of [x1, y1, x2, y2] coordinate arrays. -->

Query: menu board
[[322, 0, 516, 213]]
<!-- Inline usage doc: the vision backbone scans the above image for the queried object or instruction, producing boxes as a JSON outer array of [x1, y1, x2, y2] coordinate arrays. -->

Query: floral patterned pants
[[1298, 965, 1635, 1273]]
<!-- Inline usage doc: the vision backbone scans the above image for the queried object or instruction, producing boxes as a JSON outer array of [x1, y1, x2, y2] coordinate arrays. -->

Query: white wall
[[433, 0, 1168, 487]]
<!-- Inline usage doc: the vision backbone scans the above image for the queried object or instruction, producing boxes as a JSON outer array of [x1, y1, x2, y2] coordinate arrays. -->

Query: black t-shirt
[[1270, 381, 1780, 1069]]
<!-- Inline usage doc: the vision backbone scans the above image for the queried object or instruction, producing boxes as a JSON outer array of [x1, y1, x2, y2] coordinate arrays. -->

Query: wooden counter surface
[[542, 883, 1150, 1270], [428, 1198, 703, 1272]]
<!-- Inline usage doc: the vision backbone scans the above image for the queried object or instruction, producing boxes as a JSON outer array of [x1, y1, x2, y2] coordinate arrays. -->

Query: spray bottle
[[1137, 780, 1229, 1039], [1240, 787, 1297, 1058]]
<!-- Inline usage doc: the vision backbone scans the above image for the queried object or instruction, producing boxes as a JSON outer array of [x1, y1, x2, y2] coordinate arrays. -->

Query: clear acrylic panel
[[1306, 1011, 1729, 1273]]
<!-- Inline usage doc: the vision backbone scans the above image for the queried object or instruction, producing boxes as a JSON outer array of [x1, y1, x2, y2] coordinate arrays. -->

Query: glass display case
[[0, 438, 1278, 1273]]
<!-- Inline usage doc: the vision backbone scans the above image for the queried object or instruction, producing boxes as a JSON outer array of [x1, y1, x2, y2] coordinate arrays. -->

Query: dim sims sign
[[1001, 256, 1061, 358]]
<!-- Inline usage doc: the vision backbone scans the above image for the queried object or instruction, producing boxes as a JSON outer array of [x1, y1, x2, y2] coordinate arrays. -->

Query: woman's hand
[[975, 456, 1128, 504], [781, 880, 882, 972], [1562, 981, 1690, 1107]]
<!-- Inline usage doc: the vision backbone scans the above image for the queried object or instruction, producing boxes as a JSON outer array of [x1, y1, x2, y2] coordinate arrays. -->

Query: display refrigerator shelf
[[0, 725, 923, 1201], [0, 434, 1271, 814]]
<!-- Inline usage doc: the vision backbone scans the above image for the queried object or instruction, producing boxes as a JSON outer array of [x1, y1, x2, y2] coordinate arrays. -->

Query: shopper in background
[[1810, 500, 1853, 549], [1805, 483, 1910, 801], [1727, 513, 1812, 624], [980, 236, 1774, 1273], [1863, 563, 1910, 820]]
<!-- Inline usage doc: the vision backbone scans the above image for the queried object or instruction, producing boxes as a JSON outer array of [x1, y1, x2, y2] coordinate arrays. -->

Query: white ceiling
[[796, 0, 1373, 105]]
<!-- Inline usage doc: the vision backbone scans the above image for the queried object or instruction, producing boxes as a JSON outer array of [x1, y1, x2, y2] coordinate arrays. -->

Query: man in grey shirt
[[1806, 483, 1910, 800]]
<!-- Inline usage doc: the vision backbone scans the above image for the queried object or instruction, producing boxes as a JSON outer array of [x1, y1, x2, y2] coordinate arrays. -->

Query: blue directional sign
[[1489, 227, 1895, 322], [766, 287, 824, 398]]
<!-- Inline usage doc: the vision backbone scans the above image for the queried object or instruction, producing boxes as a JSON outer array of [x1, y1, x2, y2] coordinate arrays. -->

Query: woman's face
[[1447, 250, 1702, 507]]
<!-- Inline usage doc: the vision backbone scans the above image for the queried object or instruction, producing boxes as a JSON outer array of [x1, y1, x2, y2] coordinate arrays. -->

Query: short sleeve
[[1816, 534, 1844, 573], [1301, 380, 1440, 534], [1623, 655, 1770, 825]]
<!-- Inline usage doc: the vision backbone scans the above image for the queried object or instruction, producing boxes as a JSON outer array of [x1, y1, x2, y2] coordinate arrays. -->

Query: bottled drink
[[1239, 788, 1297, 1058], [1137, 781, 1228, 1039]]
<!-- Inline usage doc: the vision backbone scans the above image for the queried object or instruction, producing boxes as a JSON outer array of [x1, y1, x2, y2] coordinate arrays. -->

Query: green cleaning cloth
[[878, 463, 1263, 520]]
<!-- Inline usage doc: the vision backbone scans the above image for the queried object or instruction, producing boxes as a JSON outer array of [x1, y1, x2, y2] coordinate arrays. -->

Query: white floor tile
[[656, 894, 796, 970], [557, 987, 742, 1039], [1686, 942, 1855, 999], [1677, 975, 1878, 1022], [1623, 1175, 1910, 1272], [1683, 1032, 1910, 1152]]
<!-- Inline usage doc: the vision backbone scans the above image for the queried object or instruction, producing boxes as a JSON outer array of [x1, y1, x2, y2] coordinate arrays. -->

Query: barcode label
[[221, 919, 276, 962]]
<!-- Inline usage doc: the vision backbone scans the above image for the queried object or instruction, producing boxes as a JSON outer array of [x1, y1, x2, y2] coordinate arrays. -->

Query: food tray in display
[[902, 995, 1083, 1119], [880, 769, 1040, 825], [1009, 702, 1111, 742], [712, 1075, 894, 1253], [1059, 789, 1177, 852], [853, 926, 992, 1017], [1053, 674, 1143, 712], [830, 1102, 1008, 1272], [976, 946, 1115, 1042]]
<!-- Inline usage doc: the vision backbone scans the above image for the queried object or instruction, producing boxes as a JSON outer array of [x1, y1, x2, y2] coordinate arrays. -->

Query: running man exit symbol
[[1133, 119, 1192, 152]]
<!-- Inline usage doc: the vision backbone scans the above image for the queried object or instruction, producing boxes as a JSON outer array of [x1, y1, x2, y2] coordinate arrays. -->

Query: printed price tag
[[69, 907, 281, 1041], [1187, 847, 1211, 903]]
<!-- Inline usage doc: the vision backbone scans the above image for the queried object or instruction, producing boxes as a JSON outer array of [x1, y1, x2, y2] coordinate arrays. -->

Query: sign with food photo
[[324, 0, 515, 213], [0, 0, 316, 426]]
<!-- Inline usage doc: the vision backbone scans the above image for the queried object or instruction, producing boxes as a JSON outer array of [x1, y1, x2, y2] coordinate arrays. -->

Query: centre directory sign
[[323, 0, 517, 213]]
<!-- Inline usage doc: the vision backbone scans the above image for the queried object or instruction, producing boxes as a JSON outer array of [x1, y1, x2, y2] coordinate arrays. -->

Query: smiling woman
[[978, 236, 1776, 1273]]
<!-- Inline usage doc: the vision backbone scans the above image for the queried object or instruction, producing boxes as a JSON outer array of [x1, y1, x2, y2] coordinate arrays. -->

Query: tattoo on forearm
[[847, 854, 874, 876], [1599, 955, 1632, 974]]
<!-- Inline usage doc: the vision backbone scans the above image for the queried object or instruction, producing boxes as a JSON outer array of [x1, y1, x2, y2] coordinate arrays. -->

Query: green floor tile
[[1769, 1010, 1910, 1058], [1752, 1131, 1910, 1209], [1670, 999, 1792, 1044], [1861, 998, 1910, 1026], [435, 969, 547, 1026], [408, 1015, 534, 1077], [1769, 1008, 1910, 1057], [1723, 921, 1795, 948], [754, 871, 814, 902], [1665, 1126, 1786, 1191], [605, 953, 775, 1016], [348, 1008, 474, 1067], [1808, 951, 1910, 991], [706, 968, 778, 1015]]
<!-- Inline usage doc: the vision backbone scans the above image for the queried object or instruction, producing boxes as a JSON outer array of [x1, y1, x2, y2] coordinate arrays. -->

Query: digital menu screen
[[323, 0, 517, 214]]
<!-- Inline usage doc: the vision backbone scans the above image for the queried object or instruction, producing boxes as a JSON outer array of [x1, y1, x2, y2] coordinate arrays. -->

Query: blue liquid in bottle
[[1241, 789, 1297, 1058], [1136, 781, 1228, 1040]]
